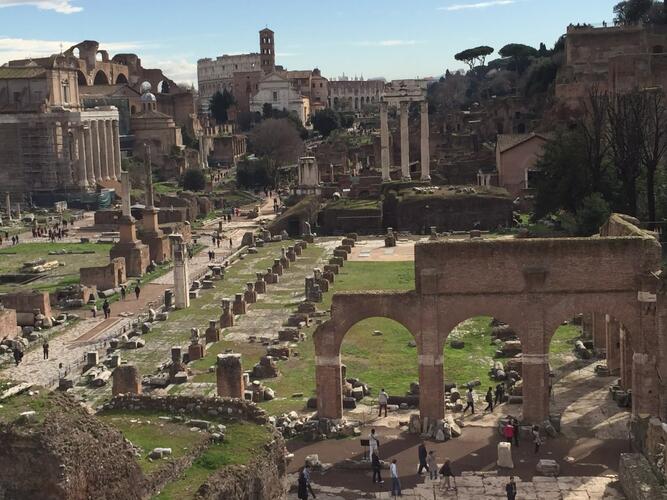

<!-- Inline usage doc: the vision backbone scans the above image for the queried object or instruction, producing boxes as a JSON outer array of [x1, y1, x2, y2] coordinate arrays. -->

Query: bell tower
[[259, 28, 275, 74]]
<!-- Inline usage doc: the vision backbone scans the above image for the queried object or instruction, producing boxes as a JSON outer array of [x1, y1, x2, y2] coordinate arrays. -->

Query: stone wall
[[619, 453, 667, 500], [0, 307, 18, 339], [320, 206, 383, 235], [269, 196, 320, 237], [1, 291, 52, 319], [0, 392, 144, 500], [80, 257, 126, 291]]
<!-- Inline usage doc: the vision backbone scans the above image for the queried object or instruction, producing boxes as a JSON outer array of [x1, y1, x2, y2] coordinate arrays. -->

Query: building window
[[13, 92, 21, 103], [273, 91, 278, 101]]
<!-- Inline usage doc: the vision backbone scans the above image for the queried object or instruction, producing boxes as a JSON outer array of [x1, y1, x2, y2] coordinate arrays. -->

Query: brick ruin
[[314, 214, 666, 427]]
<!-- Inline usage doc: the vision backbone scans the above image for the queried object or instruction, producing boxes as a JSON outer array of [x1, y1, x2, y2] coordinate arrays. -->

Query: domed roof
[[140, 81, 156, 102]]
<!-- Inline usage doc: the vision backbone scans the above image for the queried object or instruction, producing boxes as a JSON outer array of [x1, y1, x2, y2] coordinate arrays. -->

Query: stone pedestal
[[112, 364, 142, 396], [497, 442, 514, 468], [272, 259, 283, 276], [286, 247, 297, 262], [110, 216, 150, 278], [232, 293, 246, 315], [244, 283, 257, 304], [188, 342, 205, 361], [205, 320, 220, 343], [140, 207, 170, 264], [255, 273, 267, 294], [216, 353, 244, 398], [293, 244, 303, 257], [220, 299, 234, 328], [279, 249, 290, 270]]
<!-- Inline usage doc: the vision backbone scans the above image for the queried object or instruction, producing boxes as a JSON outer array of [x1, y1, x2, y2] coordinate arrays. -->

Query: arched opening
[[72, 47, 80, 59], [93, 70, 109, 85], [115, 73, 128, 84], [547, 312, 632, 441], [77, 70, 87, 87], [157, 80, 170, 94], [339, 317, 418, 415], [95, 52, 103, 62], [130, 105, 136, 114], [443, 316, 523, 422], [517, 123, 526, 134]]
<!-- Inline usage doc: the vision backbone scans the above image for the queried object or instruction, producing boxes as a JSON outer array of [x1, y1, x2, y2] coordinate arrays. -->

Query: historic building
[[328, 77, 385, 112], [249, 72, 311, 124], [0, 61, 121, 202]]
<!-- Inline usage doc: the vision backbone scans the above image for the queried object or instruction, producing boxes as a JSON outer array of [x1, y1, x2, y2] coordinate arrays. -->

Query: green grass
[[0, 242, 113, 293], [151, 421, 271, 500], [154, 182, 179, 195], [0, 388, 52, 425], [549, 323, 582, 370], [99, 410, 208, 474]]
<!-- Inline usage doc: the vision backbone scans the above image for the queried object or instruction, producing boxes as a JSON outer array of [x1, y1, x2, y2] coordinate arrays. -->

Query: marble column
[[108, 120, 117, 181], [420, 100, 430, 182], [400, 100, 410, 180], [380, 101, 390, 181], [83, 122, 95, 186], [76, 126, 88, 189], [113, 120, 122, 180], [98, 120, 110, 181], [91, 121, 102, 183]]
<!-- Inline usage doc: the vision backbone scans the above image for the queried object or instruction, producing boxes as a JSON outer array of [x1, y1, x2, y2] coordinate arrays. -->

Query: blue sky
[[0, 0, 618, 85]]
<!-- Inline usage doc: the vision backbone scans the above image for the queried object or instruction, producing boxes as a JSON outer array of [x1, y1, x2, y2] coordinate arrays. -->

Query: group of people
[[462, 383, 507, 416], [207, 249, 217, 261], [91, 283, 140, 318], [503, 419, 543, 453]]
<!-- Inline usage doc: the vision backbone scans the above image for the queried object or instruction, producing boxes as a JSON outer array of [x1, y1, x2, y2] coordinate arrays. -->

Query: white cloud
[[0, 0, 82, 14], [0, 37, 142, 64], [439, 0, 516, 11], [141, 57, 197, 86], [276, 52, 299, 57], [353, 40, 422, 47]]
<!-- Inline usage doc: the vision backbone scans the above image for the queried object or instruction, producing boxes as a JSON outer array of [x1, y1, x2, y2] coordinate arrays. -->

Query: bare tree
[[607, 91, 646, 216], [640, 88, 667, 226], [581, 86, 610, 191], [248, 118, 304, 186]]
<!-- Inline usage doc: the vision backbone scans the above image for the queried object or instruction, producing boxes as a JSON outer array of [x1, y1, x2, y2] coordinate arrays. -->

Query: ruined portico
[[314, 215, 665, 424], [379, 80, 430, 182]]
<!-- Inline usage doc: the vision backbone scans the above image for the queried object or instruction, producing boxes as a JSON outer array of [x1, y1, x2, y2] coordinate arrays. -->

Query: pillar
[[380, 101, 390, 181], [91, 120, 102, 182], [521, 353, 550, 424], [98, 120, 110, 180], [144, 143, 154, 208], [619, 325, 633, 390], [84, 121, 95, 185], [76, 126, 88, 189], [120, 171, 131, 217], [107, 120, 117, 181], [400, 100, 410, 180], [605, 315, 621, 375], [632, 352, 660, 416], [112, 364, 142, 396], [315, 353, 343, 419], [5, 193, 11, 221], [171, 234, 190, 309], [112, 120, 121, 180], [216, 353, 244, 398], [592, 312, 606, 351], [418, 301, 444, 421], [420, 100, 430, 182]]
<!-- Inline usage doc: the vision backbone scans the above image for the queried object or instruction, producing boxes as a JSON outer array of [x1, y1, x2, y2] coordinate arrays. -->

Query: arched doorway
[[115, 73, 128, 84], [77, 70, 88, 87], [157, 80, 170, 94], [93, 70, 109, 85]]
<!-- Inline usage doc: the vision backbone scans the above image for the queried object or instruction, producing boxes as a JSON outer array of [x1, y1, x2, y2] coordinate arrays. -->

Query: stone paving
[[287, 472, 625, 499]]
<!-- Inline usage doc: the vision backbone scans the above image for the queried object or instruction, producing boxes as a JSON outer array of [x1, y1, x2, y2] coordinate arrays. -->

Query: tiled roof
[[0, 66, 47, 79], [497, 133, 550, 153]]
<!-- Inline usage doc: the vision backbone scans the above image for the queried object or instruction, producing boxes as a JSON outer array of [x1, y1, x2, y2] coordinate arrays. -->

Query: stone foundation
[[112, 364, 142, 396], [216, 353, 244, 398]]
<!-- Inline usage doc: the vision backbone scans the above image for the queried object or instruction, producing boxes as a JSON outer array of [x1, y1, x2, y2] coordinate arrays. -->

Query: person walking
[[439, 458, 456, 491], [120, 285, 126, 301], [372, 451, 383, 484], [102, 299, 110, 319], [13, 346, 21, 366], [494, 383, 504, 405], [427, 450, 438, 481], [503, 421, 514, 443], [532, 425, 542, 454], [462, 387, 475, 415], [390, 459, 401, 497], [417, 441, 428, 475], [42, 339, 49, 360], [484, 387, 494, 412], [369, 428, 380, 458], [91, 303, 97, 318], [505, 476, 517, 500], [229, 237, 233, 249], [378, 388, 389, 417], [512, 417, 520, 447], [134, 283, 141, 300], [297, 464, 316, 499]]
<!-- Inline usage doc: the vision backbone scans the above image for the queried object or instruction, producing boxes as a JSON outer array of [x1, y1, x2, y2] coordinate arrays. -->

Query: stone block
[[497, 442, 514, 468], [536, 459, 560, 477]]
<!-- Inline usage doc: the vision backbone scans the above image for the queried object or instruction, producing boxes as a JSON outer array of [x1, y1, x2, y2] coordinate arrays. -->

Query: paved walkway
[[0, 197, 275, 387]]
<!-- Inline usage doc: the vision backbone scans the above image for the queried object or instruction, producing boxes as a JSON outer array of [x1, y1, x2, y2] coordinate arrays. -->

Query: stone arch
[[93, 70, 110, 85], [157, 80, 170, 94], [115, 73, 128, 84], [77, 70, 88, 86]]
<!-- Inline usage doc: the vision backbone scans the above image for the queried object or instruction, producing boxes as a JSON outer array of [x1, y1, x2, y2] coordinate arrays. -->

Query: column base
[[420, 175, 431, 182], [402, 175, 412, 181]]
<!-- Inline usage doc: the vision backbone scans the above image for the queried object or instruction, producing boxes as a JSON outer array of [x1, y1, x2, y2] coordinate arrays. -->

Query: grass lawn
[[0, 242, 112, 293], [152, 421, 271, 500], [0, 388, 52, 425]]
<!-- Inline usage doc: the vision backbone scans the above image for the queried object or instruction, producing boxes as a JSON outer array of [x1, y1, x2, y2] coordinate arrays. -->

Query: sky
[[0, 0, 619, 86]]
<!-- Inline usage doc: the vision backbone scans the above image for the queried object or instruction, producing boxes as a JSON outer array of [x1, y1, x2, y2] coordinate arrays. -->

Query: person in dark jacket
[[297, 465, 316, 499], [439, 458, 456, 491], [371, 451, 383, 484], [417, 441, 429, 475], [505, 476, 517, 500]]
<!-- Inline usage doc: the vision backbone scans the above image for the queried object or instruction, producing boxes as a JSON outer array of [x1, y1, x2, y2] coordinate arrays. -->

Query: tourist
[[505, 476, 517, 500], [91, 303, 97, 318], [102, 299, 110, 319], [120, 286, 126, 301], [532, 425, 542, 453], [371, 451, 383, 484], [216, 237, 221, 248], [439, 458, 456, 491], [369, 428, 380, 458], [390, 459, 401, 497], [12, 346, 21, 366], [417, 441, 428, 475], [503, 421, 514, 443], [297, 464, 316, 499], [494, 383, 505, 405], [512, 417, 520, 447], [229, 237, 233, 248], [42, 339, 49, 360], [134, 284, 141, 300], [378, 388, 388, 417], [485, 387, 494, 412], [462, 387, 475, 415], [427, 450, 438, 480]]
